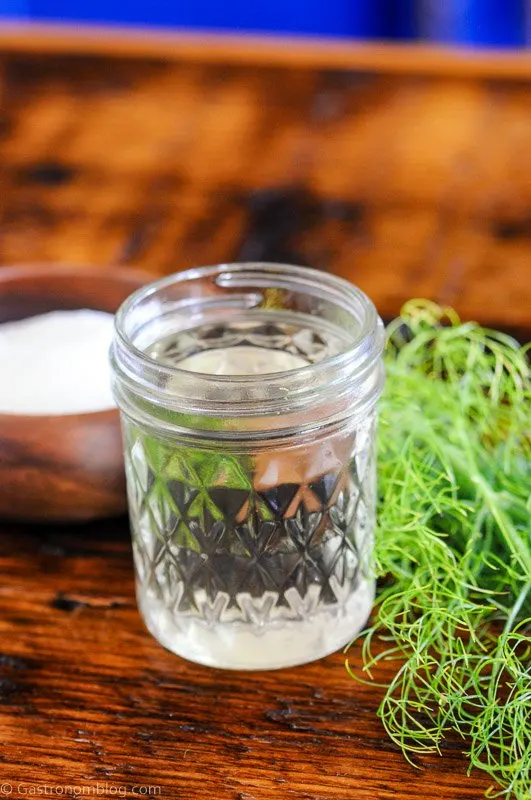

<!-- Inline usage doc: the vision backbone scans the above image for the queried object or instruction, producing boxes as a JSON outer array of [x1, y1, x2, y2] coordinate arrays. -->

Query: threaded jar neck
[[111, 264, 385, 438]]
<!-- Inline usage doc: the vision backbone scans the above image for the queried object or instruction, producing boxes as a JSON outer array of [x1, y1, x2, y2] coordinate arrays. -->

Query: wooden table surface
[[0, 27, 529, 799], [0, 519, 493, 800]]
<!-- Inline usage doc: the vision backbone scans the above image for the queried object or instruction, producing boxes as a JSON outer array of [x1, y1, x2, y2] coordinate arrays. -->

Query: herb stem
[[347, 300, 531, 800]]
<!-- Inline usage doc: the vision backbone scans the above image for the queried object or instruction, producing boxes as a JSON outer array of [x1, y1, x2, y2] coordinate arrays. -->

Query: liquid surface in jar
[[175, 345, 308, 375], [146, 313, 349, 376]]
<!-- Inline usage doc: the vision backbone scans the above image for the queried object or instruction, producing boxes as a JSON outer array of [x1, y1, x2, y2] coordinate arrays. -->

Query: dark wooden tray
[[0, 24, 530, 335]]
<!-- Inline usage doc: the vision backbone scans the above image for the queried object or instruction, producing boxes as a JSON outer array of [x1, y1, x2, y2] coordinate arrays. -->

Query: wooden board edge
[[1, 21, 531, 78]]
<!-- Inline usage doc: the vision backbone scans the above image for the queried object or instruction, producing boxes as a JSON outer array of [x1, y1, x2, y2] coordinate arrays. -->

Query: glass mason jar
[[111, 264, 385, 670]]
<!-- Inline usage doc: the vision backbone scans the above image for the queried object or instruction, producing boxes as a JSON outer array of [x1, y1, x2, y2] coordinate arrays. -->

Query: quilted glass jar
[[111, 264, 385, 670]]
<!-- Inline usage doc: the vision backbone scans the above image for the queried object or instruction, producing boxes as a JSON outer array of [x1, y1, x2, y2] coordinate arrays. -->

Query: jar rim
[[111, 263, 385, 430], [115, 263, 379, 378]]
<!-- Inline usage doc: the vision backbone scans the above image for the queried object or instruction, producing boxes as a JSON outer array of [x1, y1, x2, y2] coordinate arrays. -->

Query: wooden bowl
[[0, 265, 153, 522]]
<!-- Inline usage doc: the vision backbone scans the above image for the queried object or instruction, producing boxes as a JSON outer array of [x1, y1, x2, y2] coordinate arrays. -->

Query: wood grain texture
[[0, 41, 530, 334], [0, 35, 527, 799], [0, 521, 493, 799]]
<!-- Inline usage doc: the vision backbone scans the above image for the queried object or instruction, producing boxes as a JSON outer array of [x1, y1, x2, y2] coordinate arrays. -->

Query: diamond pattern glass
[[123, 412, 376, 669]]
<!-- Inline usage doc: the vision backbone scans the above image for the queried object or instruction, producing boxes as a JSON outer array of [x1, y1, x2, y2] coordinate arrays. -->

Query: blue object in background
[[0, 0, 526, 47], [417, 0, 526, 47], [0, 0, 27, 15], [29, 0, 393, 38], [389, 0, 418, 39]]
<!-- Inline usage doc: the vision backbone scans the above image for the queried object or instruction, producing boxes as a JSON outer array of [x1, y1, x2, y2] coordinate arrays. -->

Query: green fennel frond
[[346, 300, 531, 799]]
